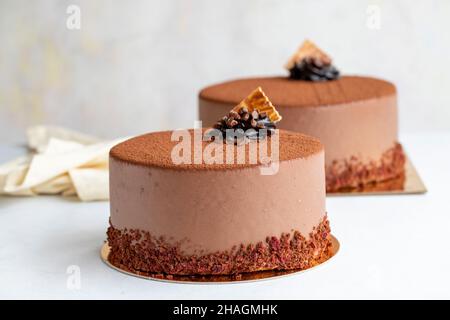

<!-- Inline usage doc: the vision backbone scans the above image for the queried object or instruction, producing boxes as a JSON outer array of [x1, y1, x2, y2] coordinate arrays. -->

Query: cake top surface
[[199, 76, 396, 108], [110, 129, 323, 170]]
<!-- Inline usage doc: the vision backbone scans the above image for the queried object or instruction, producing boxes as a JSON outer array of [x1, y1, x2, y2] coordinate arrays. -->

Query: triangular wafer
[[285, 40, 332, 70], [232, 87, 282, 123]]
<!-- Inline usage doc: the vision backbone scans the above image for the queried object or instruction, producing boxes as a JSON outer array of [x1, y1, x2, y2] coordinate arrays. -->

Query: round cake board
[[100, 235, 340, 284]]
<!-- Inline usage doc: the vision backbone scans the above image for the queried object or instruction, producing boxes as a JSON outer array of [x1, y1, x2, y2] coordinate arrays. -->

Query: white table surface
[[1, 132, 449, 300]]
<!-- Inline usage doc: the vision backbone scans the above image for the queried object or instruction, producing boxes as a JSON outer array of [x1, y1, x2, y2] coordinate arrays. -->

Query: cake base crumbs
[[326, 143, 405, 192], [106, 216, 332, 276]]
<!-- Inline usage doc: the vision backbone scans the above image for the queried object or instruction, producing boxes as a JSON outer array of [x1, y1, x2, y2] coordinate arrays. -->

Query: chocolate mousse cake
[[199, 40, 405, 192], [107, 89, 333, 277]]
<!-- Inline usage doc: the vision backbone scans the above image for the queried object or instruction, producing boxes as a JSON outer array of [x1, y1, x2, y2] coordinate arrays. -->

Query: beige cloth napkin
[[0, 126, 125, 201]]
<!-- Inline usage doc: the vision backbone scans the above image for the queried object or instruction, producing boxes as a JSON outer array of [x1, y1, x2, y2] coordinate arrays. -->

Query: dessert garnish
[[285, 40, 340, 81], [211, 87, 281, 142]]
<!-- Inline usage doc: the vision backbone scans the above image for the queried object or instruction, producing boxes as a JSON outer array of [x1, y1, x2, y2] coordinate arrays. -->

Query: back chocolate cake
[[199, 40, 405, 192]]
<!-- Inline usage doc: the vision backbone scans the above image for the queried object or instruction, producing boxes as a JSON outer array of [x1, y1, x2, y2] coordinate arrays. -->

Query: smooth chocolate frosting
[[109, 136, 327, 255]]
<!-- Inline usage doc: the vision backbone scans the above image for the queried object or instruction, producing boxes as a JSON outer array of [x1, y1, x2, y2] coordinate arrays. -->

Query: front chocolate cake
[[107, 130, 331, 276], [107, 88, 333, 277], [199, 41, 406, 192]]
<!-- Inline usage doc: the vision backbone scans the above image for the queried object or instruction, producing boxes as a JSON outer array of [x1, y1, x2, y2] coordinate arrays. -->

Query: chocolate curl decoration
[[210, 87, 281, 143], [286, 40, 340, 81]]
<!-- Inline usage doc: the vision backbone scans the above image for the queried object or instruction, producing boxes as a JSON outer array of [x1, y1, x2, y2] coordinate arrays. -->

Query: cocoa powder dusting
[[199, 76, 396, 108], [109, 129, 323, 170]]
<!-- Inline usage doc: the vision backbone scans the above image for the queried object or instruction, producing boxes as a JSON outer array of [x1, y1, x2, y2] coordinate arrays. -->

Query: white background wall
[[1, 0, 449, 144]]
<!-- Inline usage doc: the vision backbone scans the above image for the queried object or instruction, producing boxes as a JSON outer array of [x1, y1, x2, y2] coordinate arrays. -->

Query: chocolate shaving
[[211, 107, 276, 143], [289, 57, 340, 81]]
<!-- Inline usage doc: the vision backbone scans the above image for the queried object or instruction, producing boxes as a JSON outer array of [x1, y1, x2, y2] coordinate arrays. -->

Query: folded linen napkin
[[0, 126, 125, 201]]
